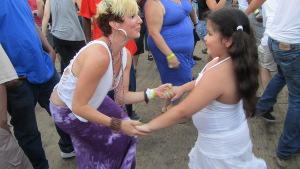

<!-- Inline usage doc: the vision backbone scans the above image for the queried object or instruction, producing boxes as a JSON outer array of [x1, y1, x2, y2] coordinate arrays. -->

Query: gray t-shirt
[[0, 45, 17, 84], [50, 0, 85, 41]]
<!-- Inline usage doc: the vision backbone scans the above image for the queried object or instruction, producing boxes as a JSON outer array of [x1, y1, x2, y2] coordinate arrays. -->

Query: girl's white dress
[[188, 58, 267, 169]]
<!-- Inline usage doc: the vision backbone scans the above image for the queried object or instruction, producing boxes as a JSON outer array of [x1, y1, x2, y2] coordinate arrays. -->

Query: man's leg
[[256, 69, 286, 113], [256, 42, 286, 114], [0, 128, 33, 169], [268, 39, 300, 158], [36, 72, 74, 156], [7, 81, 48, 169]]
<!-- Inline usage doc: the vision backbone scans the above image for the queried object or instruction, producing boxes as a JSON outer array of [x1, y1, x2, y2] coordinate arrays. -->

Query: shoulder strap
[[205, 57, 231, 72]]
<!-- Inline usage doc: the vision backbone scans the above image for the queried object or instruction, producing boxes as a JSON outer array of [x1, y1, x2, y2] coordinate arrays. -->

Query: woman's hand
[[154, 83, 175, 99], [167, 55, 180, 69], [120, 120, 149, 136]]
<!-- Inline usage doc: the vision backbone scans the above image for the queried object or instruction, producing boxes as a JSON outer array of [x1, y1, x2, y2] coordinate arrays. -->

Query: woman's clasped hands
[[128, 84, 187, 136]]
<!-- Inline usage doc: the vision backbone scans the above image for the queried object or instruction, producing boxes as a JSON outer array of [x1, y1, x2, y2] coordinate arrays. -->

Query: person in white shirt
[[255, 0, 280, 122], [246, 0, 300, 168]]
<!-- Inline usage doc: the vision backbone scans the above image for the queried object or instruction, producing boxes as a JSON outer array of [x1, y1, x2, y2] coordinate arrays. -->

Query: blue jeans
[[7, 72, 73, 169], [195, 20, 206, 40], [256, 68, 285, 112], [266, 38, 300, 158]]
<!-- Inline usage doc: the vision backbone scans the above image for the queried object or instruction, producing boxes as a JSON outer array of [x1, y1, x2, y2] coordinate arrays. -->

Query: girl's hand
[[171, 86, 185, 101], [154, 83, 175, 99], [120, 120, 148, 136]]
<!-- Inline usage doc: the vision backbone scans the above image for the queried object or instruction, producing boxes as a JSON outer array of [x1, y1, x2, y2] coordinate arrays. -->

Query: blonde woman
[[49, 0, 172, 168]]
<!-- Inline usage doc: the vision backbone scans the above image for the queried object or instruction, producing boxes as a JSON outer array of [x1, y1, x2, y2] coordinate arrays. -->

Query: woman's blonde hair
[[96, 0, 139, 36], [96, 0, 139, 18]]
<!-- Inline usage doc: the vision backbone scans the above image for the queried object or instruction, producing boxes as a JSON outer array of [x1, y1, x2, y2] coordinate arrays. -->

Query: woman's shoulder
[[80, 41, 111, 63]]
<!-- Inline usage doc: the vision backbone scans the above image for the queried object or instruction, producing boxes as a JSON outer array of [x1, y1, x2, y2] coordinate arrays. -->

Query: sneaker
[[60, 151, 76, 159], [261, 111, 276, 122], [276, 156, 289, 168], [201, 48, 207, 54], [147, 53, 153, 61], [255, 108, 277, 122], [129, 111, 141, 121]]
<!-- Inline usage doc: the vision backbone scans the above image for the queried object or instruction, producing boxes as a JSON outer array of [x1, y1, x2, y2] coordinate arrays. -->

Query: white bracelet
[[146, 88, 156, 100]]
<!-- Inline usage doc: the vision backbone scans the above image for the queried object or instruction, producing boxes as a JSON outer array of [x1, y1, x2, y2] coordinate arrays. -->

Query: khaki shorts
[[0, 128, 33, 169], [258, 44, 277, 72]]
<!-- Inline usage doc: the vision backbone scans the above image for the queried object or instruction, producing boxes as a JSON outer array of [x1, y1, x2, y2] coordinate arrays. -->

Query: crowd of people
[[0, 0, 299, 169]]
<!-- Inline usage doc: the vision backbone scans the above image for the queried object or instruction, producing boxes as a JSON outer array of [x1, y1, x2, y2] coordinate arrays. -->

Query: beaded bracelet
[[110, 117, 122, 132]]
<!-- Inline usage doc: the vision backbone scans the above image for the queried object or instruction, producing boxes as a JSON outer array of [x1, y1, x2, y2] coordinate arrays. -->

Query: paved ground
[[33, 12, 300, 169]]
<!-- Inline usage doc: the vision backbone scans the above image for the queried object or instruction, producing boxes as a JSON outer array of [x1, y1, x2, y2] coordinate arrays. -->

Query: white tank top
[[56, 40, 127, 122], [192, 57, 250, 158]]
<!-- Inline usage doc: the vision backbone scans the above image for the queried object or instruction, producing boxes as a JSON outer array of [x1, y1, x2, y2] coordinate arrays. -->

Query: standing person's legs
[[256, 43, 286, 115], [53, 36, 85, 73], [0, 128, 33, 169], [35, 72, 74, 156], [256, 72, 285, 112], [258, 44, 277, 90], [268, 38, 300, 159], [7, 81, 49, 169], [257, 44, 279, 121], [195, 20, 207, 54], [144, 29, 153, 61], [126, 62, 139, 119]]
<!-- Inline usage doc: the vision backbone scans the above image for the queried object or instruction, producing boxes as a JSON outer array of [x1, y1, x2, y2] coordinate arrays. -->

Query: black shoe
[[201, 48, 207, 54], [255, 108, 276, 122], [193, 55, 201, 61], [129, 111, 141, 121], [147, 53, 153, 61], [261, 111, 276, 122]]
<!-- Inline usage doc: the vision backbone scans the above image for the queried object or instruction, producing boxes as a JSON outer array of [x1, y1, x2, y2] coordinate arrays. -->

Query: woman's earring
[[117, 28, 128, 38]]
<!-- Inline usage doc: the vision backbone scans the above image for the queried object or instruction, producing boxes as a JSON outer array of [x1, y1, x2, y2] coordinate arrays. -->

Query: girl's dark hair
[[96, 11, 124, 36], [207, 8, 259, 117]]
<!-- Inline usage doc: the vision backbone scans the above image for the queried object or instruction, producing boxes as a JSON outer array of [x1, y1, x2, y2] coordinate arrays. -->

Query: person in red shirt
[[80, 0, 137, 55], [28, 0, 44, 27]]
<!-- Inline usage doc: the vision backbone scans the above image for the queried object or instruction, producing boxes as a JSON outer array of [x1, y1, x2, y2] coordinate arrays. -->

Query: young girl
[[136, 8, 267, 169]]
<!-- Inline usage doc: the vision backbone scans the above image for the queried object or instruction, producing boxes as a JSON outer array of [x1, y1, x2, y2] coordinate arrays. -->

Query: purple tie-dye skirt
[[49, 96, 137, 169]]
